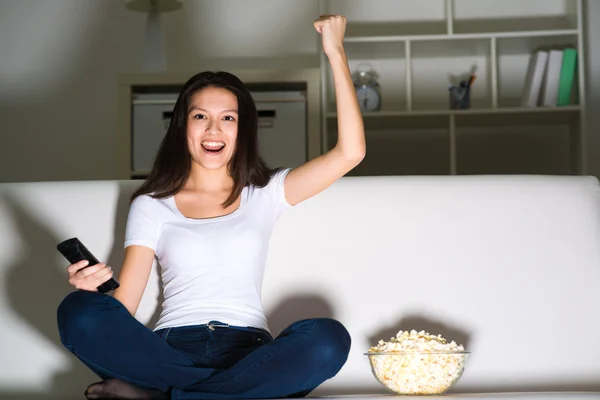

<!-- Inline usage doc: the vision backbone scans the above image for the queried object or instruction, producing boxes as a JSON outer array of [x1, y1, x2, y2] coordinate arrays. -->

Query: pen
[[468, 74, 476, 86]]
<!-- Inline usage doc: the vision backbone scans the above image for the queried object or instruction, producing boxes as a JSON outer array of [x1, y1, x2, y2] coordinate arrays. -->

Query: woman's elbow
[[344, 147, 366, 166]]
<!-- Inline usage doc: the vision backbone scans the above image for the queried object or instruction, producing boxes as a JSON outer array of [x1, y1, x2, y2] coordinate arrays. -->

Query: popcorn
[[367, 330, 468, 395], [370, 329, 466, 353]]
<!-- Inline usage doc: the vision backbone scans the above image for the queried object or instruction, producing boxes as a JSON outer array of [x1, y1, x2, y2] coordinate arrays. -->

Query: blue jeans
[[57, 290, 351, 399]]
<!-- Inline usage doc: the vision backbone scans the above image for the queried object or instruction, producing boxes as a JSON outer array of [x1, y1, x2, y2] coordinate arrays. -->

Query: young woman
[[57, 15, 365, 400]]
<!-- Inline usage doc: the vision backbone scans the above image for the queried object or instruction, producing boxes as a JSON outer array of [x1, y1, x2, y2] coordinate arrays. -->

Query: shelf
[[496, 33, 579, 107], [318, 0, 586, 176], [455, 112, 574, 175], [325, 41, 406, 114], [327, 115, 450, 176], [343, 29, 579, 43], [454, 108, 580, 128], [453, 0, 579, 34], [456, 129, 572, 175], [344, 22, 448, 39], [453, 17, 576, 35], [327, 0, 579, 40], [326, 105, 581, 118], [326, 0, 448, 39], [410, 37, 491, 111]]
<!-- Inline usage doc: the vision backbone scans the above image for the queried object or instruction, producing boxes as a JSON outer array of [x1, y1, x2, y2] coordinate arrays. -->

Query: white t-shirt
[[124, 168, 292, 332]]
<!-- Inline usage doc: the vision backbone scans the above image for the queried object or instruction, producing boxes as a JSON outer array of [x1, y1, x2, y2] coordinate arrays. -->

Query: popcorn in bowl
[[365, 329, 469, 395]]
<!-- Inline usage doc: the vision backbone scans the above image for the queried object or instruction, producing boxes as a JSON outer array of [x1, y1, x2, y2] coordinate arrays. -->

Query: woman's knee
[[56, 290, 108, 347], [306, 318, 351, 369]]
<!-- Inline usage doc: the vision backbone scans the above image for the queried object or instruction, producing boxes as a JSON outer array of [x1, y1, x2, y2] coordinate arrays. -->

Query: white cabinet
[[130, 88, 308, 177], [117, 70, 321, 180], [319, 0, 586, 176]]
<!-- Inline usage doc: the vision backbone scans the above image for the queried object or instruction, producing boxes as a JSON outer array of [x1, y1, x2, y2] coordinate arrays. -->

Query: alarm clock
[[353, 64, 381, 112]]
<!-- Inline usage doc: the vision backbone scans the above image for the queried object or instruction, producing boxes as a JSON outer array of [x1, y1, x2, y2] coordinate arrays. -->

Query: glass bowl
[[365, 351, 470, 395]]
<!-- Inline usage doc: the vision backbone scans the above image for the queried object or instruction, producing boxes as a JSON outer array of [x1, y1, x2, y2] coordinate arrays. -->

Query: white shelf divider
[[405, 39, 413, 112], [326, 105, 581, 119], [343, 29, 580, 44], [575, 0, 587, 174], [490, 37, 498, 109], [446, 0, 454, 35]]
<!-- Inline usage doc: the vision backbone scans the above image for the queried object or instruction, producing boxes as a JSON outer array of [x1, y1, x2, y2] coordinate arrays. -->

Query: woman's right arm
[[112, 245, 156, 316], [66, 244, 155, 317], [67, 194, 159, 316]]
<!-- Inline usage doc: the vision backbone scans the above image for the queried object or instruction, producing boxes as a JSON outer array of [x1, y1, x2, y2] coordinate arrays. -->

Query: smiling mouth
[[201, 141, 225, 155]]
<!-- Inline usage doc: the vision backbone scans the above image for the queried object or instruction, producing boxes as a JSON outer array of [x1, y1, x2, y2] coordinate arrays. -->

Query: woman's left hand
[[313, 14, 346, 57]]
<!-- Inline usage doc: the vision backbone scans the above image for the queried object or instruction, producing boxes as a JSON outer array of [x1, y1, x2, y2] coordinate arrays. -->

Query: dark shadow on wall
[[1, 191, 95, 398], [105, 182, 165, 330], [110, 182, 164, 329], [0, 184, 139, 400], [100, 181, 164, 331], [146, 261, 165, 330], [366, 312, 472, 350], [266, 294, 335, 338]]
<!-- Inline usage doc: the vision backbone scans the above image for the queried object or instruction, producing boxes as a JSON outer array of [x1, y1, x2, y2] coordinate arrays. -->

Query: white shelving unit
[[319, 0, 586, 176]]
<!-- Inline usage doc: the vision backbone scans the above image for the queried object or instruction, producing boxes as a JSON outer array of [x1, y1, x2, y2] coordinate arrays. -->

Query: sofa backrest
[[1, 175, 599, 397]]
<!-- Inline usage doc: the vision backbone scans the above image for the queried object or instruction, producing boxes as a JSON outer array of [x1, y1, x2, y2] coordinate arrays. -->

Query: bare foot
[[84, 378, 167, 399]]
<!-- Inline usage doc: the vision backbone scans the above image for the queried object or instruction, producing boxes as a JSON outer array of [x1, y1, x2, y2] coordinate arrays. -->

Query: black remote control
[[57, 237, 120, 293]]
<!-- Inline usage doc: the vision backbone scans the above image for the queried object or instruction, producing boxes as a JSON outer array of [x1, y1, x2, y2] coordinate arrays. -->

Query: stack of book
[[521, 48, 578, 108]]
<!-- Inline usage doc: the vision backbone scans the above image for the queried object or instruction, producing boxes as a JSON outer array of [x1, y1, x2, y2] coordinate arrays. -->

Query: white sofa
[[1, 175, 600, 400]]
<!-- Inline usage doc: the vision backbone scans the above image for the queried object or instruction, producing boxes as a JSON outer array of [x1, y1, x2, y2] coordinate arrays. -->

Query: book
[[540, 49, 564, 107], [521, 50, 548, 107], [557, 48, 578, 106]]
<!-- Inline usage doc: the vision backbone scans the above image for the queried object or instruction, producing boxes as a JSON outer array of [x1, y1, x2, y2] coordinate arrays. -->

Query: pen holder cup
[[449, 86, 471, 110]]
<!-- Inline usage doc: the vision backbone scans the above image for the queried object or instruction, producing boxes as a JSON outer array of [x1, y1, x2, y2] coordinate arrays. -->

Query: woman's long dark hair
[[131, 71, 277, 208]]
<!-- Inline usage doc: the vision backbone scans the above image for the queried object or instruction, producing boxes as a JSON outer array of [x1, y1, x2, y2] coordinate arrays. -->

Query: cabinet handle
[[258, 110, 276, 129]]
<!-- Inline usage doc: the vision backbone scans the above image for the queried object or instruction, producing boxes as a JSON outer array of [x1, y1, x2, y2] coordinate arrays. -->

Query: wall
[[1, 0, 599, 183], [1, 0, 598, 182], [0, 1, 142, 182], [0, 0, 320, 183]]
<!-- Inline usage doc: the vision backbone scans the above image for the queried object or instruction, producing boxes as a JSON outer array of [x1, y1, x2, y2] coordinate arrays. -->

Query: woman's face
[[186, 86, 239, 172]]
